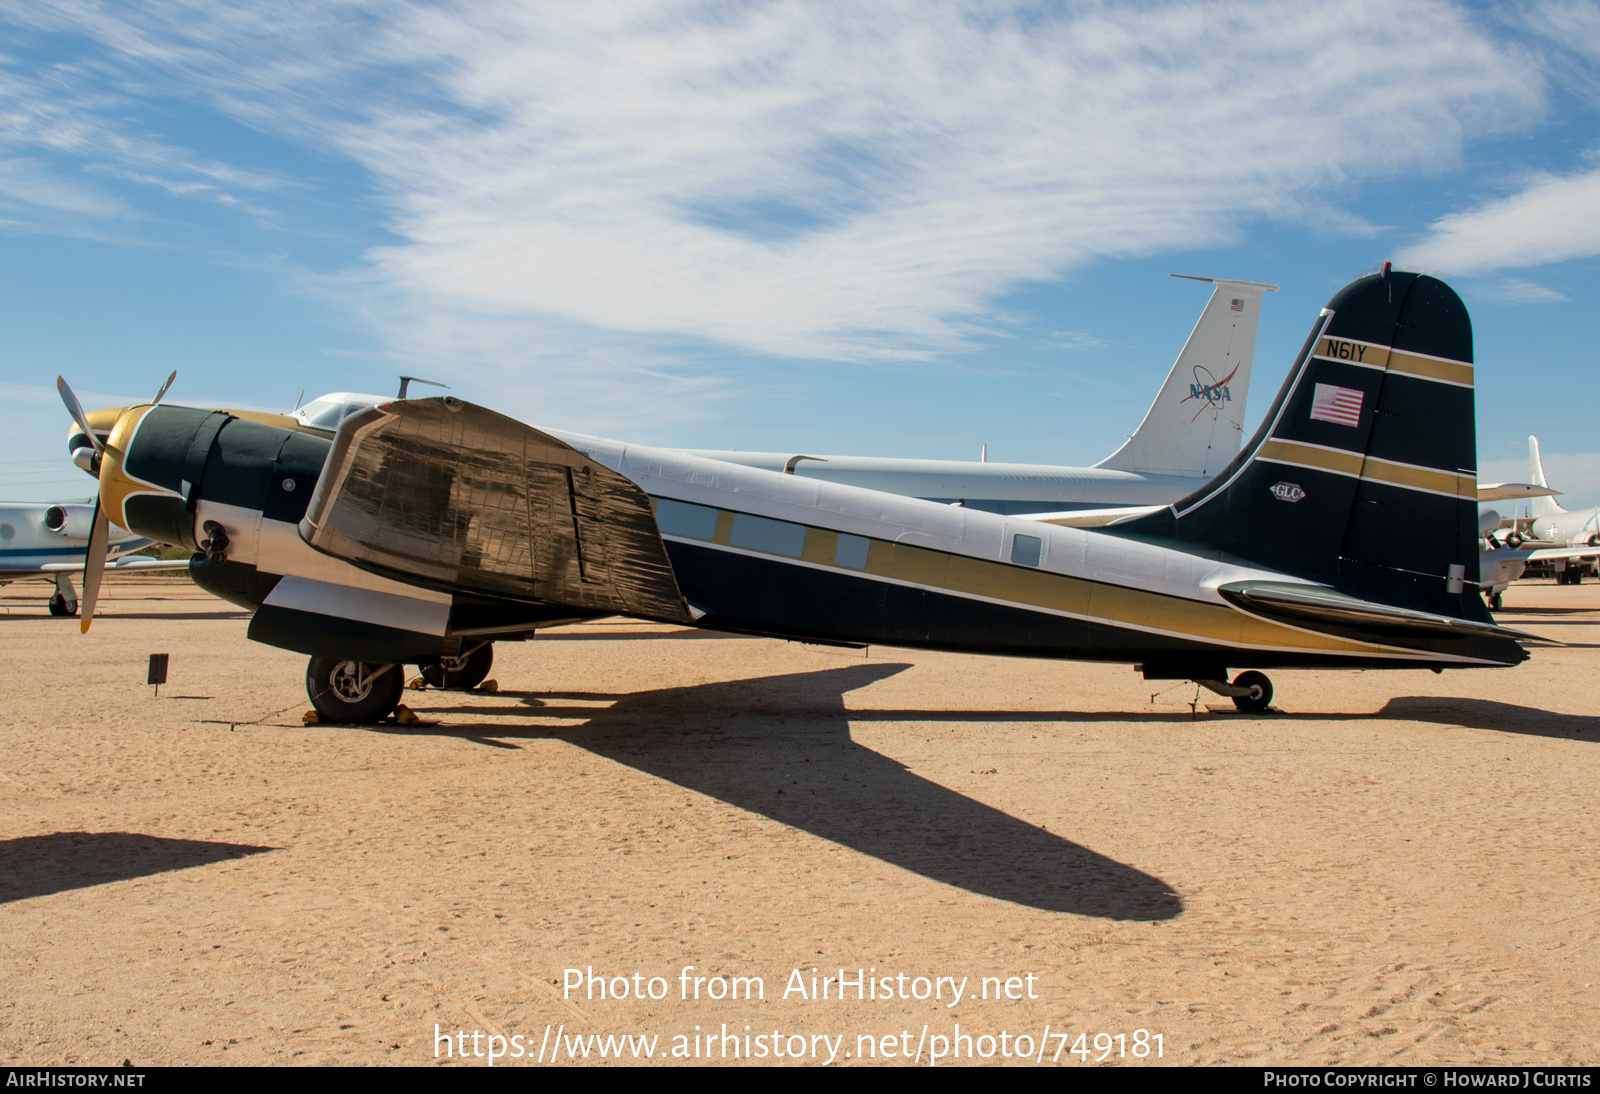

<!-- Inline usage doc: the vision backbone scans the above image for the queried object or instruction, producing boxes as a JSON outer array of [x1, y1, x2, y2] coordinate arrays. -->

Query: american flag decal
[[1230, 298, 1245, 312], [1310, 383, 1363, 427]]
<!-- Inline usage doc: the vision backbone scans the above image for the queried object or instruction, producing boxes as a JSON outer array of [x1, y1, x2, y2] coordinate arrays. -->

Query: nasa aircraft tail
[[1110, 268, 1487, 622], [1526, 435, 1563, 518], [1095, 276, 1277, 479]]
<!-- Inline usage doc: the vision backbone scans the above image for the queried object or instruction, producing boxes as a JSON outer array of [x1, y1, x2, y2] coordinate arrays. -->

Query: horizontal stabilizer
[[1479, 482, 1560, 503], [1016, 505, 1164, 528], [1219, 581, 1539, 642]]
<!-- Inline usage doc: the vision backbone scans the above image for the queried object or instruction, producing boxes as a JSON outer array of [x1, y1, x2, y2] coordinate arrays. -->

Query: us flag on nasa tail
[[1230, 298, 1244, 312], [1309, 383, 1363, 427]]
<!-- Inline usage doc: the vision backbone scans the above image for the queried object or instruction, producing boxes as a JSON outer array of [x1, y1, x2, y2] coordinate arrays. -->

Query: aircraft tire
[[47, 594, 78, 617], [1488, 591, 1503, 612], [1231, 671, 1272, 713], [306, 657, 403, 724], [418, 643, 494, 691]]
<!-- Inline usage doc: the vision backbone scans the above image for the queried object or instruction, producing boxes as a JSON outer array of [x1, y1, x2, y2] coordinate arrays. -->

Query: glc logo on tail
[[1270, 482, 1305, 503]]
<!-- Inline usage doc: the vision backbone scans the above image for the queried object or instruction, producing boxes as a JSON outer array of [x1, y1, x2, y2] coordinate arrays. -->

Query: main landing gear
[[1197, 671, 1274, 713], [48, 573, 79, 617], [306, 657, 403, 724], [303, 641, 498, 724], [416, 642, 494, 691]]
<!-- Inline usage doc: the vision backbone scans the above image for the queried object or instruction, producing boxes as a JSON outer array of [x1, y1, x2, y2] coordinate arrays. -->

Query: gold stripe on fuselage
[[653, 498, 1478, 662]]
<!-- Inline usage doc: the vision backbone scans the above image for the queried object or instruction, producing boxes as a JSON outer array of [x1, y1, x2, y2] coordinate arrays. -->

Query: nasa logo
[[1179, 363, 1239, 422], [1270, 482, 1306, 503]]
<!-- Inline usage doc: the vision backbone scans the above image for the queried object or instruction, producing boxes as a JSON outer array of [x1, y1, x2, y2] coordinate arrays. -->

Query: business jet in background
[[0, 500, 186, 615], [680, 276, 1277, 526]]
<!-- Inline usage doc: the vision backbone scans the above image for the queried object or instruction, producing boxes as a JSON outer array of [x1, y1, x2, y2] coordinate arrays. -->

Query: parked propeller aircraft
[[682, 276, 1277, 523], [57, 269, 1528, 724], [0, 500, 186, 615]]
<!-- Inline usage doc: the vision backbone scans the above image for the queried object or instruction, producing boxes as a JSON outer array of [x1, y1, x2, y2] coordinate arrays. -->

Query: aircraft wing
[[1523, 546, 1600, 561], [34, 557, 190, 573], [1479, 482, 1560, 503], [299, 397, 694, 624]]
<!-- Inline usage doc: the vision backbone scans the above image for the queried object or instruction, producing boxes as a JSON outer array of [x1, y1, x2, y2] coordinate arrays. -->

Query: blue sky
[[3, 0, 1599, 508]]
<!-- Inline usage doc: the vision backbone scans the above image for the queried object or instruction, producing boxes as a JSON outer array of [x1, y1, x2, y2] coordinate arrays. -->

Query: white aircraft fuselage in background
[[0, 501, 178, 615], [681, 276, 1277, 518]]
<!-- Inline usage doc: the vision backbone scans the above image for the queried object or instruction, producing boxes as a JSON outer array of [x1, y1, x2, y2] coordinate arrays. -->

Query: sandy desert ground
[[1, 574, 1597, 1067]]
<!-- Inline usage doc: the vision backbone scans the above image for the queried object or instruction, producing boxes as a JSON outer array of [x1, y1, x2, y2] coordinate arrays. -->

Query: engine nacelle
[[43, 504, 95, 539]]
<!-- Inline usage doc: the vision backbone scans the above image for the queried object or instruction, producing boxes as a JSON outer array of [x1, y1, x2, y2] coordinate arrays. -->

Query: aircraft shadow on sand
[[396, 662, 1182, 921], [0, 831, 273, 904]]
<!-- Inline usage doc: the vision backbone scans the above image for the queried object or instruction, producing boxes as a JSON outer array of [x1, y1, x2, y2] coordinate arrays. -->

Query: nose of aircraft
[[56, 372, 180, 630]]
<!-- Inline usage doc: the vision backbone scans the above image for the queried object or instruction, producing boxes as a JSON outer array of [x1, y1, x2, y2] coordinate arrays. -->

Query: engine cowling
[[43, 504, 95, 539]]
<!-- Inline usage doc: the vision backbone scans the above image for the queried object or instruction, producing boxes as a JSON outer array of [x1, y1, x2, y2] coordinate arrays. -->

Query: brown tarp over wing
[[299, 398, 692, 625]]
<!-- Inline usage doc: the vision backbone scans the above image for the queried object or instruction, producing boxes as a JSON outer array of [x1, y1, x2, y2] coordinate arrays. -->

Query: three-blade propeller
[[57, 371, 177, 632]]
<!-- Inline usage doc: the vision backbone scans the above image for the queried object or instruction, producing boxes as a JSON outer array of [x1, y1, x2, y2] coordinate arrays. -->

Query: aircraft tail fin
[[1095, 276, 1276, 478], [1526, 435, 1563, 518], [1109, 269, 1486, 621]]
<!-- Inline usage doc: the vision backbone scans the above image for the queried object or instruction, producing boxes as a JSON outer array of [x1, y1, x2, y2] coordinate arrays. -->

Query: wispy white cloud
[[1499, 278, 1569, 304], [1397, 167, 1600, 276], [0, 0, 1547, 374]]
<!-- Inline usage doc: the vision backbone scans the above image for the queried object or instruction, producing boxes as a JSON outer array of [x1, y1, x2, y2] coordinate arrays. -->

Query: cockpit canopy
[[290, 393, 387, 432]]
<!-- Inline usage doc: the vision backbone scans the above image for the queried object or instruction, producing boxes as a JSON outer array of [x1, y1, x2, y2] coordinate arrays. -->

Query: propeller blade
[[80, 496, 109, 633], [152, 370, 177, 405], [57, 376, 105, 456]]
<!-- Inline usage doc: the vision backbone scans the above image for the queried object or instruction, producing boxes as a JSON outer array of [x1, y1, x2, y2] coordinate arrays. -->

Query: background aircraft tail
[[1110, 269, 1486, 621], [1095, 276, 1277, 478], [1526, 435, 1563, 518]]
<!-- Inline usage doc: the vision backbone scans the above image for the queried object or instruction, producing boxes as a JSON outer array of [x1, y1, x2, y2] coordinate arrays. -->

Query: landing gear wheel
[[1488, 591, 1503, 612], [1231, 670, 1272, 713], [417, 643, 494, 691], [306, 657, 403, 724], [47, 594, 78, 617]]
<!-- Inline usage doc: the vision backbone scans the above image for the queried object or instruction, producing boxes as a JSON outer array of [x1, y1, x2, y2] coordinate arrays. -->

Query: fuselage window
[[654, 499, 719, 540], [834, 533, 871, 570], [1011, 533, 1042, 567], [0, 523, 13, 541], [731, 513, 806, 558]]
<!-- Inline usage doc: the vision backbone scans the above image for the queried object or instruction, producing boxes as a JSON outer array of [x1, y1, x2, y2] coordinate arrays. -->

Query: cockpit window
[[297, 399, 345, 430]]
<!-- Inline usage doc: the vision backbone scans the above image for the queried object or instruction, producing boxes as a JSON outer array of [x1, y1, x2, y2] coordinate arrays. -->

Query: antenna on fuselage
[[398, 376, 450, 399]]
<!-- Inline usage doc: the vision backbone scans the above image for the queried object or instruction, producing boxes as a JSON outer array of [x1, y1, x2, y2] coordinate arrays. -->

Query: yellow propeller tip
[[79, 619, 92, 634]]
